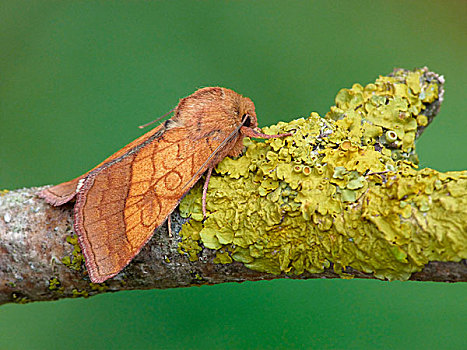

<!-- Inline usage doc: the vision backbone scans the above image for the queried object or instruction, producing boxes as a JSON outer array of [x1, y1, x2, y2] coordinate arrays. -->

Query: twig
[[1, 68, 466, 305]]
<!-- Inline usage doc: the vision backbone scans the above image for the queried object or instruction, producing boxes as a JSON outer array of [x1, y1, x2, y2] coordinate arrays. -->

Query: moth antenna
[[138, 108, 176, 129]]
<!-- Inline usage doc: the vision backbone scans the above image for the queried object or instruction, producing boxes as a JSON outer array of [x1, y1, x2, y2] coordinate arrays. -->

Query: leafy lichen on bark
[[1, 67, 466, 306], [178, 68, 467, 281]]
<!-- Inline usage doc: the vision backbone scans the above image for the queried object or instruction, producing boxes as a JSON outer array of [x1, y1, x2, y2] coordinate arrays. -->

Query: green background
[[1, 1, 466, 349]]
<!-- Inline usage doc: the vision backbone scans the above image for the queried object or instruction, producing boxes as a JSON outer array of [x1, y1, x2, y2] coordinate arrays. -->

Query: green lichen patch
[[12, 292, 30, 304], [328, 68, 438, 155], [72, 288, 89, 298], [178, 69, 466, 281], [89, 282, 108, 292], [61, 234, 85, 272], [214, 250, 233, 264], [48, 277, 64, 292]]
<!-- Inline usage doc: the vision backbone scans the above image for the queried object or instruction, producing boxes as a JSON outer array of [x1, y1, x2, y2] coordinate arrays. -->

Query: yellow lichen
[[12, 292, 30, 304], [89, 282, 108, 292], [61, 234, 84, 271], [72, 288, 89, 298], [48, 277, 64, 292], [178, 68, 467, 281], [214, 250, 233, 264]]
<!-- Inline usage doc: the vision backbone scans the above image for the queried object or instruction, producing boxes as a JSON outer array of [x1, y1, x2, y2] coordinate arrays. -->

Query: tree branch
[[1, 67, 466, 305]]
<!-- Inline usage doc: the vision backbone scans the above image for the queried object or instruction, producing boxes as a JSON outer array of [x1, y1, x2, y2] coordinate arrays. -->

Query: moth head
[[239, 96, 258, 129]]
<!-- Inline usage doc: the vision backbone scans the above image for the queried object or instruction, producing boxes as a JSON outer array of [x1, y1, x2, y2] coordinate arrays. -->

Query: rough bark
[[1, 67, 466, 305]]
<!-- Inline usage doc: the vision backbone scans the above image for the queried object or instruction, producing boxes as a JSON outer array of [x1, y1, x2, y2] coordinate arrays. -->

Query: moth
[[39, 87, 291, 283]]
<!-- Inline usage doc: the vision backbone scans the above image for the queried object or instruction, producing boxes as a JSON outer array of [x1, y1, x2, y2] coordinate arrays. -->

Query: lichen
[[178, 68, 467, 281], [89, 282, 108, 292], [214, 250, 233, 264], [48, 277, 64, 292], [61, 234, 85, 271], [12, 292, 30, 304], [72, 288, 89, 298]]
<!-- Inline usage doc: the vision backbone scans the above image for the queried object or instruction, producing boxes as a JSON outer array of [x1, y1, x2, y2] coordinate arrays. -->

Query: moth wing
[[38, 124, 166, 206], [74, 126, 218, 283]]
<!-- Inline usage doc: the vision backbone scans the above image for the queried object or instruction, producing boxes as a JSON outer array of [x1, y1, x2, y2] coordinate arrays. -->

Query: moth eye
[[242, 114, 251, 127]]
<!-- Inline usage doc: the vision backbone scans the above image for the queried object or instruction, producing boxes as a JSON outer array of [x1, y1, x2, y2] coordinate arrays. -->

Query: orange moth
[[39, 87, 291, 283]]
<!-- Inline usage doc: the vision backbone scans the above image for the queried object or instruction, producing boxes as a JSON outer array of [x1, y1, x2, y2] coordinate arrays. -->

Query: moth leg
[[202, 167, 214, 219], [240, 126, 292, 139], [167, 215, 172, 237]]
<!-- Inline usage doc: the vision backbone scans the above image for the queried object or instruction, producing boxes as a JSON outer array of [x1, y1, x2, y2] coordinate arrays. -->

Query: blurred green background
[[1, 1, 466, 349]]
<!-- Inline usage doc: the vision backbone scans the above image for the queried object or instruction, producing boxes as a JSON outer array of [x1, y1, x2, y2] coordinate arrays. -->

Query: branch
[[1, 68, 466, 305]]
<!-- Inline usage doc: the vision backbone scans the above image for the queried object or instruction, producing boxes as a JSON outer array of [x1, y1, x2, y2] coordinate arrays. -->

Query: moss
[[178, 68, 467, 281]]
